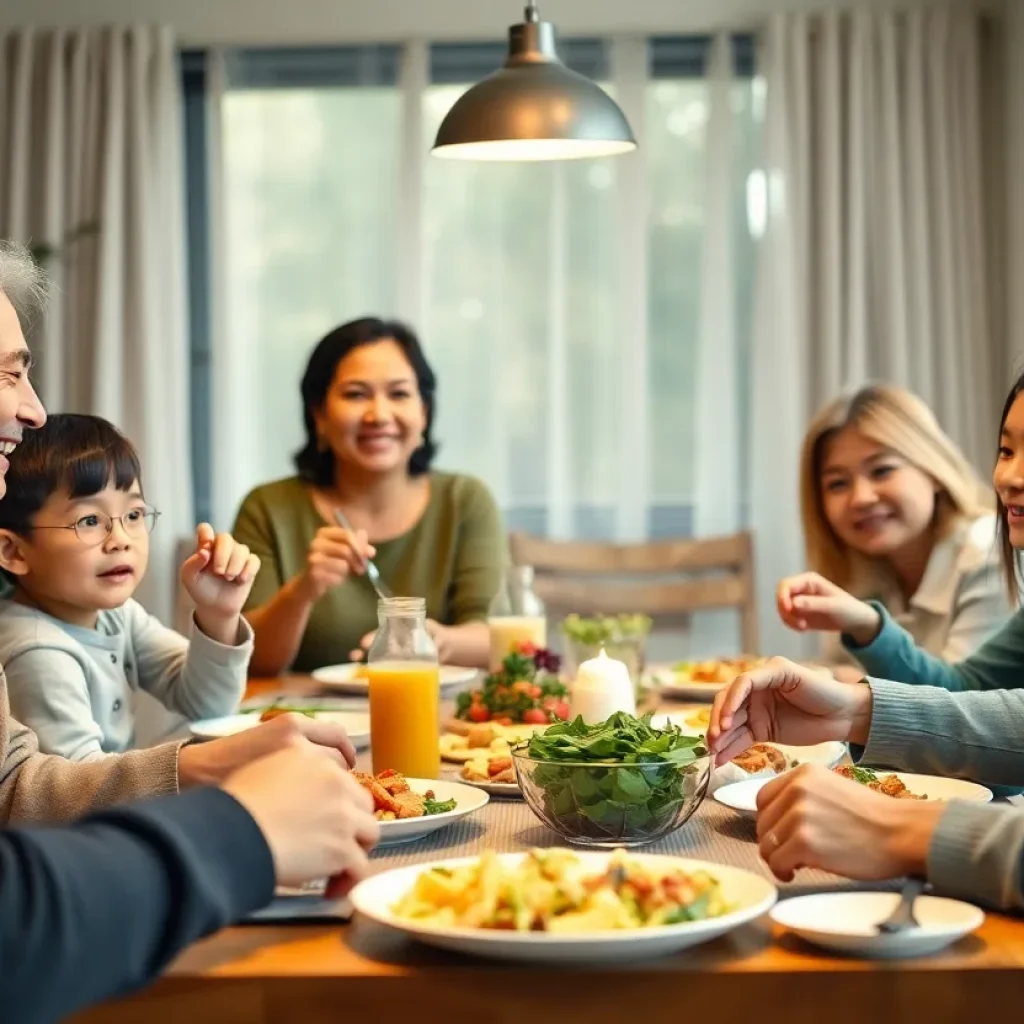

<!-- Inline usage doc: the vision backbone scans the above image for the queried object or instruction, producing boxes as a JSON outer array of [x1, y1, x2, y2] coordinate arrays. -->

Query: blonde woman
[[777, 385, 1010, 676]]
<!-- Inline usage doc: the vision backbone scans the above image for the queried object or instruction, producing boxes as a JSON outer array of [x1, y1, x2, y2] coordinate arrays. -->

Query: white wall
[[0, 0, 994, 45]]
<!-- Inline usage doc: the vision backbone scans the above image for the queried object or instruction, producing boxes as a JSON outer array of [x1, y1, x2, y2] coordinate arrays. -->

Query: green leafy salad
[[520, 712, 709, 839], [423, 797, 458, 816], [560, 614, 652, 646]]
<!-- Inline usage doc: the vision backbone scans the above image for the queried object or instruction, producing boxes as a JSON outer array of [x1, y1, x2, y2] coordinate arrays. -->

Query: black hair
[[996, 370, 1024, 603], [294, 317, 438, 487], [0, 413, 143, 537]]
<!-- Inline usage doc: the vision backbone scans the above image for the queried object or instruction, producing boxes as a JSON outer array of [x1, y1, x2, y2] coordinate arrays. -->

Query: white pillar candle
[[569, 648, 637, 725]]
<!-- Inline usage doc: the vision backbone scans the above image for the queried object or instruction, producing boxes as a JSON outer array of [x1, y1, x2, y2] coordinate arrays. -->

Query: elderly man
[[0, 241, 379, 1024]]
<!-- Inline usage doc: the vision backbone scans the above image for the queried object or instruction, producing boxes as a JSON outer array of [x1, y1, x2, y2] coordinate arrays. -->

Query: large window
[[191, 36, 757, 540]]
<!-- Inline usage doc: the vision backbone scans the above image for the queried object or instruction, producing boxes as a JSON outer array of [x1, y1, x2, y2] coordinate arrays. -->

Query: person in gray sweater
[[0, 244, 380, 1023], [704, 371, 1024, 910], [0, 248, 358, 828], [708, 658, 1024, 910]]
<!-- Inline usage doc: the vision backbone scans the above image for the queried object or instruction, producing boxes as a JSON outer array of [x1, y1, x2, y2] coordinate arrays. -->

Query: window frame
[[181, 34, 756, 538]]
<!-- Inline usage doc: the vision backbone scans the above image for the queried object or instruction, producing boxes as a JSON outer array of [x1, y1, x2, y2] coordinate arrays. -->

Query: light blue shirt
[[0, 598, 251, 761]]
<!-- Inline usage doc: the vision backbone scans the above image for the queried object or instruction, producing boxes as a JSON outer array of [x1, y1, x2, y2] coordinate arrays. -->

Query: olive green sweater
[[233, 472, 506, 671]]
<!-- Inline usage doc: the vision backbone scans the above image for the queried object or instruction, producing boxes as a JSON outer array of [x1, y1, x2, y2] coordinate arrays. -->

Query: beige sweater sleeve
[[0, 669, 181, 824]]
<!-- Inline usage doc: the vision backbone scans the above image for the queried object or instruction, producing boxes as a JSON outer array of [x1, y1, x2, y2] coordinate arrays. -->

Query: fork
[[333, 509, 392, 601], [876, 877, 925, 933]]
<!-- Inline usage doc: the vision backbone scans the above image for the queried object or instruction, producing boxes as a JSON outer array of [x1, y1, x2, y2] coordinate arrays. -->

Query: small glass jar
[[487, 566, 548, 671], [366, 597, 440, 778]]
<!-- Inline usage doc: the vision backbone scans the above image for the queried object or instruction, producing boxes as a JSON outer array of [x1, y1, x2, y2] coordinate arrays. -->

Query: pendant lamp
[[431, 2, 637, 161]]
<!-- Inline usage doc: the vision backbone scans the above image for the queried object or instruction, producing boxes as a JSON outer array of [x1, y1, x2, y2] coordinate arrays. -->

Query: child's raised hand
[[180, 523, 260, 643]]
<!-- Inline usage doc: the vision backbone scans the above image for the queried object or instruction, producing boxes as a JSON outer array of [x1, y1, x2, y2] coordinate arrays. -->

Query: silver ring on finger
[[766, 831, 781, 849]]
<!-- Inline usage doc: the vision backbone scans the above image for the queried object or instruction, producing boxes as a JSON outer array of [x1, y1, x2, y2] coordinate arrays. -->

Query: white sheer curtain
[[418, 41, 643, 544], [211, 36, 757, 656], [0, 26, 192, 628], [750, 7, 998, 657], [689, 33, 747, 657], [213, 38, 756, 547]]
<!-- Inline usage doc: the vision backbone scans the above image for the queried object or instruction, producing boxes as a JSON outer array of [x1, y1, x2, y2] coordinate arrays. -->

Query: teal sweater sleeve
[[844, 602, 1024, 692]]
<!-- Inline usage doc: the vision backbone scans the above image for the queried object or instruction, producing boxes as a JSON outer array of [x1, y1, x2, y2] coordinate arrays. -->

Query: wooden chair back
[[508, 531, 758, 653]]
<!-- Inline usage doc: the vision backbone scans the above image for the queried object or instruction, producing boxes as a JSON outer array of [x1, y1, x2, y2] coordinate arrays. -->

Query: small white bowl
[[771, 891, 984, 958]]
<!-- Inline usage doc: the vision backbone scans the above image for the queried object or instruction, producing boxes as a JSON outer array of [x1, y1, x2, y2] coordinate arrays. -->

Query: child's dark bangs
[[64, 439, 142, 500]]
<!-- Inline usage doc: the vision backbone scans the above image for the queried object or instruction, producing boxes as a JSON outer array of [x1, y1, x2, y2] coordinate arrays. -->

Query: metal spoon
[[333, 509, 392, 601], [876, 877, 925, 934]]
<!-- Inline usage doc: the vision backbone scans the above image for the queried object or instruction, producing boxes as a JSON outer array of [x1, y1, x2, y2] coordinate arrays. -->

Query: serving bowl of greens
[[511, 712, 711, 848]]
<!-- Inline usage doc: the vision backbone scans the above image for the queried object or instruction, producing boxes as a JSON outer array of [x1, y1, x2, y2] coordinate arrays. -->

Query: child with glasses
[[0, 414, 259, 760]]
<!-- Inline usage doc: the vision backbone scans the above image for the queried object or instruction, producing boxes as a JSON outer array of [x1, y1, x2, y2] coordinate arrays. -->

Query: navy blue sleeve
[[0, 787, 275, 1024]]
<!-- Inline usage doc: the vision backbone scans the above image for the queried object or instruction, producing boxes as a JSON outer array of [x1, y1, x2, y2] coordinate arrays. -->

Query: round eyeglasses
[[32, 505, 161, 547]]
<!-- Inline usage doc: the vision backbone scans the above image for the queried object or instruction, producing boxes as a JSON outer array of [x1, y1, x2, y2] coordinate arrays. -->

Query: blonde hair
[[801, 384, 991, 592]]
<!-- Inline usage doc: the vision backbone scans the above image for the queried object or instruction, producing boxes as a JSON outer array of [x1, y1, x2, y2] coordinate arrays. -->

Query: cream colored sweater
[[0, 668, 180, 823]]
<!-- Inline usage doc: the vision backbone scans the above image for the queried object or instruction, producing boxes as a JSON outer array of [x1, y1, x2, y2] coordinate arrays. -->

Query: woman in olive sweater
[[234, 318, 506, 674]]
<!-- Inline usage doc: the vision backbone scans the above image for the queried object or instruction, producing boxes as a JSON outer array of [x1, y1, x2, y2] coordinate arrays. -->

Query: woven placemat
[[368, 782, 899, 896]]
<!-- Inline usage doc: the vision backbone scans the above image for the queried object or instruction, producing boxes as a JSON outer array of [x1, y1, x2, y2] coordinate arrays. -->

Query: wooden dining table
[[72, 674, 1024, 1024]]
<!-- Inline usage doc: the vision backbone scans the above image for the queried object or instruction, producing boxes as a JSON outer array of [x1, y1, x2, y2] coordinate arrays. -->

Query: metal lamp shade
[[432, 15, 637, 162]]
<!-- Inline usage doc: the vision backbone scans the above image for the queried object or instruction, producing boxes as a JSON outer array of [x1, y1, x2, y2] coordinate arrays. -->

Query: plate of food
[[311, 663, 478, 695], [649, 717, 847, 789], [189, 707, 372, 746], [354, 771, 489, 847], [715, 765, 993, 819], [349, 847, 777, 962], [712, 740, 848, 790], [453, 646, 570, 727], [649, 657, 768, 701], [440, 721, 546, 764], [458, 754, 522, 797], [831, 766, 993, 803], [651, 707, 711, 736]]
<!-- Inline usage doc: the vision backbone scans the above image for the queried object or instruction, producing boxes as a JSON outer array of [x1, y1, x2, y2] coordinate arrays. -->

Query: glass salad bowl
[[511, 748, 712, 848]]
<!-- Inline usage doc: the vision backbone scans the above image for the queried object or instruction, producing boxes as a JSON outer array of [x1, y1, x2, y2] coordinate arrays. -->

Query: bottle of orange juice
[[366, 597, 440, 779], [487, 566, 547, 671]]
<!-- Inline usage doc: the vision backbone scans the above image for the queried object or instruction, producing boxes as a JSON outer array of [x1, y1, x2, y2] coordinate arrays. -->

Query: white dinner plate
[[771, 892, 984, 958], [715, 771, 993, 820], [648, 661, 827, 703], [440, 723, 546, 763], [647, 665, 728, 702], [710, 741, 849, 791], [371, 779, 489, 847], [350, 851, 777, 963], [650, 710, 712, 737], [311, 663, 478, 695], [189, 710, 371, 747], [648, 716, 846, 790], [455, 777, 523, 799]]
